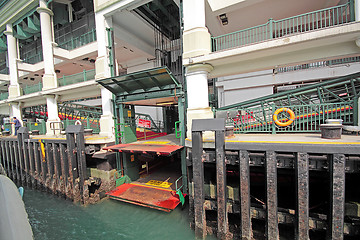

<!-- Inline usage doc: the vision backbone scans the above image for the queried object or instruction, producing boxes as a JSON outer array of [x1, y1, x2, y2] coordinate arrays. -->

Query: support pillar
[[9, 102, 23, 135], [4, 24, 21, 98], [185, 64, 214, 138], [182, 0, 211, 59], [95, 13, 114, 138], [37, 0, 57, 90], [38, 0, 59, 135], [45, 95, 61, 135], [355, 0, 360, 21]]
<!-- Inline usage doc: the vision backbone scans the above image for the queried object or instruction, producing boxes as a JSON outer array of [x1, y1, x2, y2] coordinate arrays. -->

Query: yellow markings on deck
[[146, 180, 172, 188], [186, 138, 360, 145], [141, 141, 170, 145], [130, 183, 174, 192], [226, 140, 360, 145]]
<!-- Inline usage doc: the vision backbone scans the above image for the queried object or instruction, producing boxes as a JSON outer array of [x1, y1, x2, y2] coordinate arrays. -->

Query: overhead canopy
[[96, 67, 181, 97]]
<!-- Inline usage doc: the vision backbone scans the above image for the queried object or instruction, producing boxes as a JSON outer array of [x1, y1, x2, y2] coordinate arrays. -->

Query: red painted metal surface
[[103, 143, 183, 156], [106, 183, 184, 212], [136, 131, 167, 141]]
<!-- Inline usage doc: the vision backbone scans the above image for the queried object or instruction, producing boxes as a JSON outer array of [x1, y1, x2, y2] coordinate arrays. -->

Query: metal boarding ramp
[[216, 71, 360, 134], [96, 67, 186, 212]]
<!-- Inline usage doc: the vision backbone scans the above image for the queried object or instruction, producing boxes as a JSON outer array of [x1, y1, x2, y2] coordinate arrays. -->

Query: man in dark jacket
[[12, 117, 21, 136]]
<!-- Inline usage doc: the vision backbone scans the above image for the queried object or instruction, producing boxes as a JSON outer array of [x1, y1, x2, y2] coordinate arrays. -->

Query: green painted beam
[[0, 36, 7, 51], [24, 15, 40, 34], [14, 24, 32, 39]]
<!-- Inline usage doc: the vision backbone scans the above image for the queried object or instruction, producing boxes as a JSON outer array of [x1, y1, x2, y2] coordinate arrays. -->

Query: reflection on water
[[23, 187, 215, 240]]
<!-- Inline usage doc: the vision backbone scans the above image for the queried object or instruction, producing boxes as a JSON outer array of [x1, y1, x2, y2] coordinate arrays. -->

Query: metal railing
[[217, 72, 360, 133], [23, 51, 43, 64], [221, 102, 353, 134], [212, 1, 353, 51], [62, 118, 100, 133], [58, 69, 96, 87], [57, 28, 97, 50], [0, 67, 8, 74], [276, 56, 360, 73], [0, 92, 8, 100], [23, 82, 42, 95], [26, 121, 46, 135]]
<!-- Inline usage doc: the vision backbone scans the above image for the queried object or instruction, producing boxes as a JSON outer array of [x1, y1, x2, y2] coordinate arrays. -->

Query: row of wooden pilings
[[0, 125, 89, 203], [190, 118, 359, 240]]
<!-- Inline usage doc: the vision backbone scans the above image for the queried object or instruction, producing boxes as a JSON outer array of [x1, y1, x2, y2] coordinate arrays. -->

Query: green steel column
[[350, 0, 355, 21], [354, 96, 359, 126], [178, 95, 188, 194], [41, 120, 46, 134], [271, 104, 276, 134]]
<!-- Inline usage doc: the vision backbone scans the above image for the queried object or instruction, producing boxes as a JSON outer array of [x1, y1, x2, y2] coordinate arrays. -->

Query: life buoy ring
[[75, 120, 82, 125], [273, 108, 295, 127]]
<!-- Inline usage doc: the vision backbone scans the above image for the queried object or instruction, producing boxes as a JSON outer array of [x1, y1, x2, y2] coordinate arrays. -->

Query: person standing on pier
[[11, 117, 21, 136]]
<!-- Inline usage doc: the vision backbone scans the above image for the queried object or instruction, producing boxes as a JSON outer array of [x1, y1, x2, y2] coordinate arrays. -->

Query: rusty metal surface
[[239, 150, 252, 240], [1, 127, 89, 203], [265, 150, 279, 240], [192, 130, 206, 238], [28, 141, 36, 186], [329, 153, 346, 240], [103, 143, 183, 155], [295, 152, 309, 240], [216, 130, 228, 239], [106, 183, 182, 212]]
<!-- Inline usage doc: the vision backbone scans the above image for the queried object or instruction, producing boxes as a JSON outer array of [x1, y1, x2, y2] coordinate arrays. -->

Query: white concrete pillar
[[185, 64, 214, 138], [4, 24, 21, 98], [45, 94, 60, 135], [356, 0, 360, 21], [95, 13, 114, 138], [182, 0, 211, 59], [37, 0, 57, 90], [10, 102, 22, 135], [38, 0, 60, 135], [10, 103, 22, 121]]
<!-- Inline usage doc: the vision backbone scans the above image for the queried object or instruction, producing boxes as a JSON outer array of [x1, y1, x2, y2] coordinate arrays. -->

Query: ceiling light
[[219, 13, 228, 26]]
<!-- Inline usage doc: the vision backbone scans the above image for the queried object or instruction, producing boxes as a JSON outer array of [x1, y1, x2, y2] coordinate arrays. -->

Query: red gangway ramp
[[104, 135, 184, 212], [106, 183, 184, 212]]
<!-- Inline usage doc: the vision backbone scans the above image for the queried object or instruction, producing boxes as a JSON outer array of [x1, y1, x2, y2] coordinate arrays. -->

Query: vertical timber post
[[52, 142, 62, 195], [328, 153, 345, 240], [191, 127, 205, 238], [66, 125, 87, 203], [215, 126, 227, 239], [265, 150, 279, 240], [14, 140, 21, 184], [59, 143, 68, 197], [45, 141, 55, 192], [295, 152, 309, 240], [18, 127, 30, 186], [75, 126, 88, 203], [33, 140, 42, 189], [239, 150, 252, 239], [66, 126, 78, 200], [192, 118, 226, 239], [9, 140, 16, 182], [28, 140, 36, 186]]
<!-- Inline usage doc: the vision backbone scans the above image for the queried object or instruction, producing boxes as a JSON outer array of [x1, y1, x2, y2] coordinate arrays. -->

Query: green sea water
[[23, 187, 216, 240]]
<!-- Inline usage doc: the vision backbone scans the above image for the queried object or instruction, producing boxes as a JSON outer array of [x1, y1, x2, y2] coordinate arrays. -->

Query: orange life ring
[[273, 108, 295, 127]]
